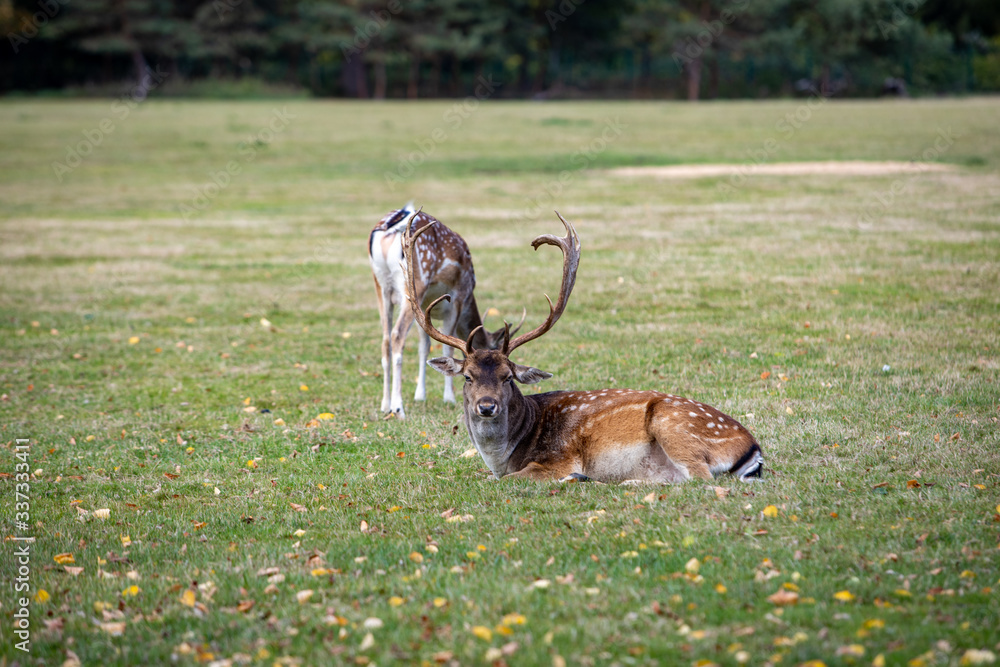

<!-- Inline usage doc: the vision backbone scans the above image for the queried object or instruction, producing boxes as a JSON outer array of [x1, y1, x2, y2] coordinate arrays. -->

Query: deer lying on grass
[[402, 213, 763, 483], [369, 204, 522, 419]]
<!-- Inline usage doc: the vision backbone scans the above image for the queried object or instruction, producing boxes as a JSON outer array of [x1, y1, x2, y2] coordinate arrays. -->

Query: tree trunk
[[686, 58, 702, 101], [373, 56, 386, 99], [532, 49, 549, 94], [708, 57, 719, 99], [342, 55, 368, 98], [450, 57, 461, 96], [116, 0, 151, 99], [407, 55, 419, 99], [430, 56, 441, 97]]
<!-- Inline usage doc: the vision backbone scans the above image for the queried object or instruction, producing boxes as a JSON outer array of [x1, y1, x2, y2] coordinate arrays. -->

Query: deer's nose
[[476, 398, 499, 417]]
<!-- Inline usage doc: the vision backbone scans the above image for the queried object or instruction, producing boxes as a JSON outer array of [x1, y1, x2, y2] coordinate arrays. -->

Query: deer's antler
[[401, 216, 469, 354], [506, 212, 581, 354]]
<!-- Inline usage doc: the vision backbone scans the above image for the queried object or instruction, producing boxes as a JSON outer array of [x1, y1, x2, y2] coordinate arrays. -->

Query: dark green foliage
[[2, 0, 999, 96]]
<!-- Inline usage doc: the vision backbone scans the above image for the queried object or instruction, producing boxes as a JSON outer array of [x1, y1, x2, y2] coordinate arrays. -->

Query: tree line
[[2, 0, 999, 98]]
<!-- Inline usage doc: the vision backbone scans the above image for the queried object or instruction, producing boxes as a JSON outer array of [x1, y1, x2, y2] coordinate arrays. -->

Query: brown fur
[[436, 349, 761, 484]]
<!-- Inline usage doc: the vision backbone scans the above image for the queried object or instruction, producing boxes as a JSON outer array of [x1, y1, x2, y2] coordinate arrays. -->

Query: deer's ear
[[512, 363, 552, 385], [428, 357, 463, 376]]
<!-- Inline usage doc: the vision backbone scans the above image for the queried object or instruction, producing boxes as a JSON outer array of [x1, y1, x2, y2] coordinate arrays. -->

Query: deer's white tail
[[730, 443, 764, 481]]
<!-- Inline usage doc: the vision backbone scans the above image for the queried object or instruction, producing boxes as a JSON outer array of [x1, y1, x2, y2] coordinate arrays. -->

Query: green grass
[[1, 97, 999, 666]]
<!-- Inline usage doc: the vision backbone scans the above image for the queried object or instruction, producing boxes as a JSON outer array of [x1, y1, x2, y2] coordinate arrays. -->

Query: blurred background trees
[[1, 0, 998, 97]]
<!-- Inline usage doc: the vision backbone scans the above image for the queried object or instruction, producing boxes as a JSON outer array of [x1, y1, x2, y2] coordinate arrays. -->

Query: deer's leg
[[414, 326, 430, 402], [388, 302, 415, 419], [684, 462, 714, 481], [376, 281, 393, 414], [504, 460, 581, 481]]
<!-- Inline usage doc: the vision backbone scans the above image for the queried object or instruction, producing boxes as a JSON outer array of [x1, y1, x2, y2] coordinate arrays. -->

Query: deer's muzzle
[[476, 398, 499, 418]]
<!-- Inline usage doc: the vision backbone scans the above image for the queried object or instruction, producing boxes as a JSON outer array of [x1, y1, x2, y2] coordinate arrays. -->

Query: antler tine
[[401, 217, 468, 354], [509, 308, 527, 336], [465, 325, 484, 353], [507, 212, 581, 354]]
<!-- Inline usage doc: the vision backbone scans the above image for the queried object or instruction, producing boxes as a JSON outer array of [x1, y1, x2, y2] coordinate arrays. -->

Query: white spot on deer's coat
[[689, 412, 697, 417], [707, 422, 715, 429]]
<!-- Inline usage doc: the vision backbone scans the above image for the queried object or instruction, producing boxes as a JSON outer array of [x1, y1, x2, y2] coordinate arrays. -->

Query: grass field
[[1, 97, 999, 666]]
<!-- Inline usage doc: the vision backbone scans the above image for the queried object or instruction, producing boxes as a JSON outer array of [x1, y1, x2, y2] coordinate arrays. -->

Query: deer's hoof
[[558, 472, 595, 483]]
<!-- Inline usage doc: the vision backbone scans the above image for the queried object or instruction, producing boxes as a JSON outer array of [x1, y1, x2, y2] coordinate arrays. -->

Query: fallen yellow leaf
[[767, 589, 799, 606], [180, 590, 196, 607], [100, 621, 126, 636], [960, 649, 997, 666], [833, 590, 856, 602], [388, 596, 405, 607], [471, 626, 492, 641], [762, 505, 778, 518], [53, 553, 75, 565], [34, 590, 50, 604]]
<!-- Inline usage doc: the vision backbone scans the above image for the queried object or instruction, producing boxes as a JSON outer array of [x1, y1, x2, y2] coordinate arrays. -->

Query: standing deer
[[402, 213, 763, 483], [369, 204, 522, 419]]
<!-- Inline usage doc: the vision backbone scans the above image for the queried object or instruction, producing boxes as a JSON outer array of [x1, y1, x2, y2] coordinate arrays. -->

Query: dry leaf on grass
[[767, 589, 799, 606]]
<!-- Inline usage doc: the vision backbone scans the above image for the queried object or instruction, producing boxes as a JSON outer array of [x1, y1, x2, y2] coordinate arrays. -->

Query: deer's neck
[[466, 387, 535, 479]]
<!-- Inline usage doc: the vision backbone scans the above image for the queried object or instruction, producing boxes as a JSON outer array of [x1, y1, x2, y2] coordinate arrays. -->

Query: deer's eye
[[503, 376, 514, 383], [463, 375, 472, 382]]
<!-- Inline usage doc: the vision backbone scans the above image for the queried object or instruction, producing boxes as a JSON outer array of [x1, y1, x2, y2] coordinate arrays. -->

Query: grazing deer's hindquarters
[[369, 204, 524, 420], [403, 213, 764, 483]]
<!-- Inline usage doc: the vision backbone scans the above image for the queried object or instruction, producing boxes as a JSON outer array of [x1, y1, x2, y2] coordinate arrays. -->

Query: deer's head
[[403, 213, 580, 428]]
